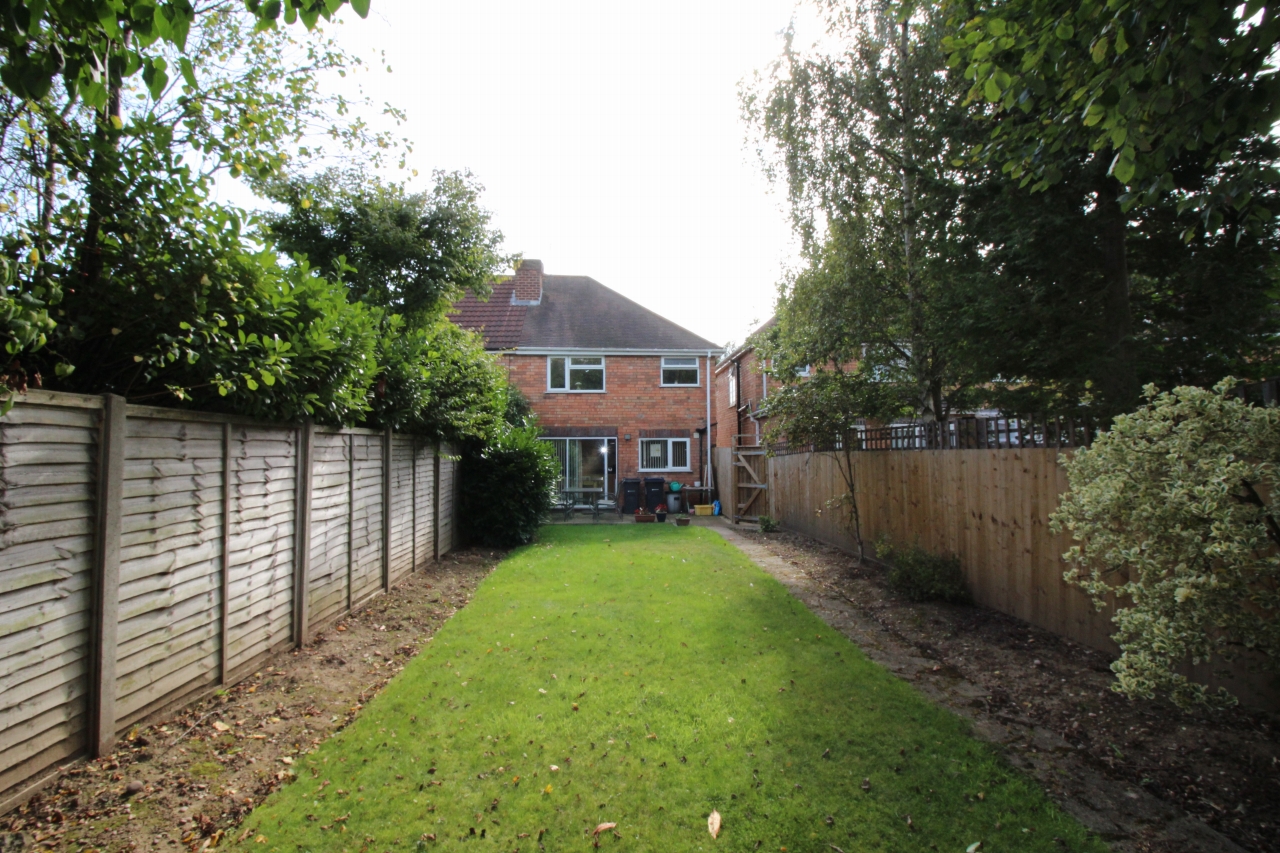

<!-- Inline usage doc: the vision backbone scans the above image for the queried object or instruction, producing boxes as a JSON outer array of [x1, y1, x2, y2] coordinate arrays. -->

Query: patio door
[[545, 437, 617, 498]]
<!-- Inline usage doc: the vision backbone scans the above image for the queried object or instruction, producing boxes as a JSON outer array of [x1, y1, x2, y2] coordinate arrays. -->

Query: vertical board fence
[[0, 391, 460, 810], [763, 448, 1114, 652]]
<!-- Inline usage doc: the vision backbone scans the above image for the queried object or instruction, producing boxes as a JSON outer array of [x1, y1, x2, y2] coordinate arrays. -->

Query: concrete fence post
[[382, 428, 392, 592], [346, 432, 355, 612], [89, 394, 126, 758], [293, 420, 314, 647], [219, 422, 232, 684], [433, 443, 441, 561]]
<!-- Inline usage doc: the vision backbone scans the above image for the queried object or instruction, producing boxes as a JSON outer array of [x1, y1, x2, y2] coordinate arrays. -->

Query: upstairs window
[[639, 438, 691, 471], [795, 364, 811, 377], [661, 357, 699, 386], [548, 356, 605, 391]]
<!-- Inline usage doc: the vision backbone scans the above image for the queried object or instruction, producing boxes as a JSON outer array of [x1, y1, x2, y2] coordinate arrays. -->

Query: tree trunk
[[39, 138, 55, 238], [1094, 175, 1138, 412], [76, 37, 126, 308]]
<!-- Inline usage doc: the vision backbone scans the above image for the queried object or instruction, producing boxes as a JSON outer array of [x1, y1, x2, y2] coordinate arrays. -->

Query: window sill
[[545, 389, 608, 394], [638, 468, 693, 473], [659, 383, 700, 388]]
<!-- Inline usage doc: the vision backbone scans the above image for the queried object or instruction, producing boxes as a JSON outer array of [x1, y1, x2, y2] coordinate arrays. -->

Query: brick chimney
[[510, 259, 544, 305]]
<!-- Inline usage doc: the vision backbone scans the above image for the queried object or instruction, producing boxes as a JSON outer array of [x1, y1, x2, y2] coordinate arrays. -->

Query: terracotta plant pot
[[675, 517, 691, 526], [634, 514, 656, 523]]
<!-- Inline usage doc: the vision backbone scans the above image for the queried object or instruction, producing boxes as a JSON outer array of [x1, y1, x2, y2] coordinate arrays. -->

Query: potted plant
[[654, 506, 667, 523], [634, 507, 656, 523], [675, 516, 691, 527]]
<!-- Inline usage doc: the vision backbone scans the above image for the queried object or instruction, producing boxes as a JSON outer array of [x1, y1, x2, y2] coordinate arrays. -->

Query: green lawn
[[236, 526, 1105, 853]]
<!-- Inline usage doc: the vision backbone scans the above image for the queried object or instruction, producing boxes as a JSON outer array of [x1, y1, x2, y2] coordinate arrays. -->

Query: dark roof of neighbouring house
[[450, 275, 721, 352]]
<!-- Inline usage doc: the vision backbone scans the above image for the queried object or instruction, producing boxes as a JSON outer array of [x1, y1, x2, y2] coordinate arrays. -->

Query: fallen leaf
[[966, 843, 984, 853], [708, 810, 722, 839], [543, 784, 553, 794], [254, 836, 267, 844], [281, 757, 293, 765], [861, 778, 870, 791], [593, 822, 617, 836], [549, 765, 560, 772], [211, 721, 231, 733]]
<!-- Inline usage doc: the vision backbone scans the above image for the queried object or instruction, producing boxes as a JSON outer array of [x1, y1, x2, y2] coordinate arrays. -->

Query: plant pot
[[675, 517, 691, 526], [656, 512, 667, 522], [634, 514, 656, 523]]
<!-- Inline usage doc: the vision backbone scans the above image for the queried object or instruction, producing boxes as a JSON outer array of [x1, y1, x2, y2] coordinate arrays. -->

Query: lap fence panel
[[225, 425, 296, 675], [438, 447, 456, 556], [349, 432, 384, 606], [388, 435, 415, 584], [413, 441, 435, 568], [307, 432, 351, 634], [115, 415, 224, 730], [0, 395, 100, 805]]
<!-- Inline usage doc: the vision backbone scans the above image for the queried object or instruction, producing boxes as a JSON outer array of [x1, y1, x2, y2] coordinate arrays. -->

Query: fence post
[[434, 443, 441, 560], [293, 420, 314, 647], [346, 432, 354, 612], [89, 393, 126, 758], [411, 437, 418, 569], [382, 428, 392, 593], [219, 422, 232, 684]]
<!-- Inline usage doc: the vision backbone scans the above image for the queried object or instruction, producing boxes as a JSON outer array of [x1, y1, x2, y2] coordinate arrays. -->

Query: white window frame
[[638, 437, 692, 472], [727, 365, 738, 406], [547, 355, 606, 393], [660, 356, 700, 387], [795, 364, 811, 377]]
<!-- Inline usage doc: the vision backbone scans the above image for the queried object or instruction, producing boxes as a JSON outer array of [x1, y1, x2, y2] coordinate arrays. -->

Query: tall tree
[[746, 1, 979, 420], [944, 0, 1280, 409], [265, 169, 516, 443], [946, 159, 1280, 413], [262, 168, 511, 319]]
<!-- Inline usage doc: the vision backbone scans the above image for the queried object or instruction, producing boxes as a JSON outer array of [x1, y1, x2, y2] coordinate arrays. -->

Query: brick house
[[450, 260, 722, 503], [713, 318, 783, 448]]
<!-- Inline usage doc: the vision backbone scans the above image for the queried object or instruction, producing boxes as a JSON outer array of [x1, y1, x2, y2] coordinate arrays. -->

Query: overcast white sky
[[286, 0, 818, 348]]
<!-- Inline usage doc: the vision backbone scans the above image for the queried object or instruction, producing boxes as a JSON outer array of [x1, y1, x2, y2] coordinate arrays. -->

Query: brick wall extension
[[714, 348, 769, 448], [502, 354, 712, 484]]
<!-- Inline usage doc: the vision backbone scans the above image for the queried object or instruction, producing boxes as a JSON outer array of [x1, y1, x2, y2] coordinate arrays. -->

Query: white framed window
[[660, 356, 699, 387], [727, 365, 738, 406], [548, 356, 605, 392], [796, 364, 811, 377], [639, 438, 691, 472]]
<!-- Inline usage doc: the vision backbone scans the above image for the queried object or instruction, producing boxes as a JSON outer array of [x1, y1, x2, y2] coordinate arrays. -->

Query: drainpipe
[[705, 350, 714, 495]]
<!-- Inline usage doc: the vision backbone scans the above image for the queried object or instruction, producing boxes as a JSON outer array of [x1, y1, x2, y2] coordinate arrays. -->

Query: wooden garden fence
[[763, 447, 1115, 651], [0, 390, 460, 810]]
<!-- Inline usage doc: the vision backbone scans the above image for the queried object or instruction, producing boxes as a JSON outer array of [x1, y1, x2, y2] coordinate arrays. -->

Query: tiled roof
[[450, 274, 720, 352], [448, 281, 526, 349]]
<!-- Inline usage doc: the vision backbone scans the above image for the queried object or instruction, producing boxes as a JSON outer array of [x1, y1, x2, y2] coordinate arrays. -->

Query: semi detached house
[[450, 260, 721, 502]]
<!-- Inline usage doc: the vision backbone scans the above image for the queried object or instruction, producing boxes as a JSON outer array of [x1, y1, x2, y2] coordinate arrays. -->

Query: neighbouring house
[[713, 318, 779, 449], [450, 260, 722, 505]]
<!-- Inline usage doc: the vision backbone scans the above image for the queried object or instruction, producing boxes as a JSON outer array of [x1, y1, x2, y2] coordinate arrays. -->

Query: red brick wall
[[713, 349, 769, 449], [500, 354, 713, 486], [713, 353, 863, 450]]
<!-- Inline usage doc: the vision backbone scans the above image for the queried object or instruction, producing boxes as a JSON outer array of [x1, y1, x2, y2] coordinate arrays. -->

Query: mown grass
[[235, 525, 1105, 853]]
